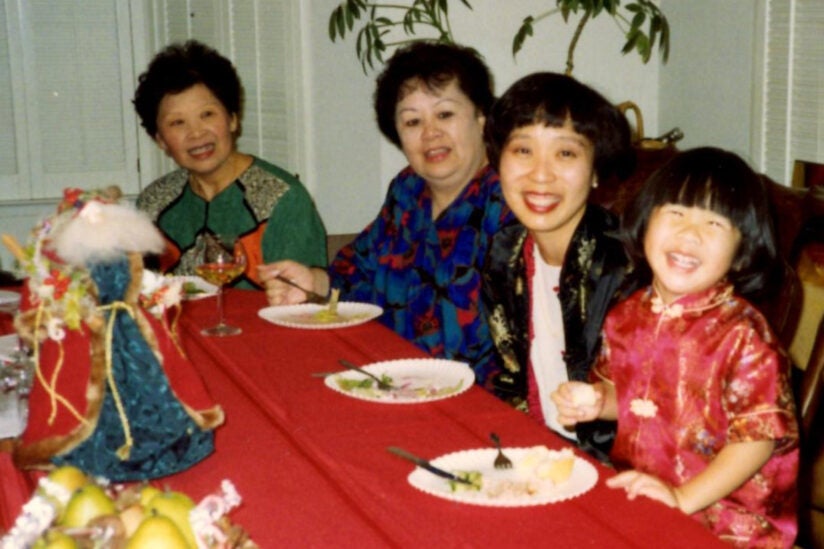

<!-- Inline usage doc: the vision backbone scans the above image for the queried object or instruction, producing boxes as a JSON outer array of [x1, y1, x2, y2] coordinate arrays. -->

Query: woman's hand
[[606, 470, 680, 510], [258, 261, 329, 305], [550, 381, 606, 426]]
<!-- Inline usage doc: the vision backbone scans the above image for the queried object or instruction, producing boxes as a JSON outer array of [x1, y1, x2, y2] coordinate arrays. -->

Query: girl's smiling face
[[498, 120, 595, 264], [644, 203, 742, 304]]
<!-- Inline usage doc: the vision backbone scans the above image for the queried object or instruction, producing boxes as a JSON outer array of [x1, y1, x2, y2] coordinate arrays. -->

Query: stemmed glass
[[194, 234, 247, 336]]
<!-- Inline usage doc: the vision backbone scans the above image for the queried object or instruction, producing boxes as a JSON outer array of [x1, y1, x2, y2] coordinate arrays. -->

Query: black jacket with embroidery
[[481, 205, 638, 462]]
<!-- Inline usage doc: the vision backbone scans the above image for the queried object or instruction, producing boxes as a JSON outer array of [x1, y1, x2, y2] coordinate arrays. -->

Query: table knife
[[387, 446, 472, 485]]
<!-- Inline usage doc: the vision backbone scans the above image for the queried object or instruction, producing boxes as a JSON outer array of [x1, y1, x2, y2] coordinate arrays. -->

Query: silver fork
[[338, 359, 395, 390], [273, 274, 328, 304], [490, 432, 513, 469]]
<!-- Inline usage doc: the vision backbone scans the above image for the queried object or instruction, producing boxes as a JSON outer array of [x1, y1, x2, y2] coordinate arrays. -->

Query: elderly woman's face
[[394, 79, 486, 195], [154, 83, 238, 180]]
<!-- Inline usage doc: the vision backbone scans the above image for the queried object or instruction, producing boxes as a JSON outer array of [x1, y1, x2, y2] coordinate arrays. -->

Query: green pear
[[145, 491, 196, 548], [46, 465, 89, 494], [119, 503, 146, 537], [126, 515, 190, 549], [59, 484, 116, 528], [32, 530, 79, 549], [37, 465, 90, 519], [138, 484, 162, 507]]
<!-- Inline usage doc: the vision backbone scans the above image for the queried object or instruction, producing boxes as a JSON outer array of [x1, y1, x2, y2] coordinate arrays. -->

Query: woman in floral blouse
[[260, 41, 512, 385]]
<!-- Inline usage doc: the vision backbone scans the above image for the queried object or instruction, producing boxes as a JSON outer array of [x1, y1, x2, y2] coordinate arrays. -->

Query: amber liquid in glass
[[195, 262, 244, 287]]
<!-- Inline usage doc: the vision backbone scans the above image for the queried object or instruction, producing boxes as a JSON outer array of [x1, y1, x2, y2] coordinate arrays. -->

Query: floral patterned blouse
[[329, 164, 512, 385], [596, 282, 798, 548]]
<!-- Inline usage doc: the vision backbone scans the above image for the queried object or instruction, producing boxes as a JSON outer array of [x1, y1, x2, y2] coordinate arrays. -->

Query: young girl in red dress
[[552, 147, 798, 547]]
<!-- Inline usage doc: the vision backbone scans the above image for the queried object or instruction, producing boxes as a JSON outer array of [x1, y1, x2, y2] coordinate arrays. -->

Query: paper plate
[[174, 276, 219, 300], [406, 447, 597, 507], [0, 334, 20, 362], [324, 358, 474, 403], [0, 290, 21, 311], [258, 302, 382, 330]]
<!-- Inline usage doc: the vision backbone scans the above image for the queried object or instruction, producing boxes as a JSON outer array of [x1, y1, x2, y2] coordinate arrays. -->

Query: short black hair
[[133, 40, 243, 137], [373, 40, 494, 148], [621, 146, 779, 298], [484, 72, 634, 182]]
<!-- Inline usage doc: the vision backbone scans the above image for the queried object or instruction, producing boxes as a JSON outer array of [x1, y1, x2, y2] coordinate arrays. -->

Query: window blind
[[0, 0, 137, 199], [147, 0, 295, 179], [762, 0, 824, 185]]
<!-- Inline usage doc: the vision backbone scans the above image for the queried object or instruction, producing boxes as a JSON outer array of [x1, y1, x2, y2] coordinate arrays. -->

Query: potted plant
[[328, 0, 670, 75]]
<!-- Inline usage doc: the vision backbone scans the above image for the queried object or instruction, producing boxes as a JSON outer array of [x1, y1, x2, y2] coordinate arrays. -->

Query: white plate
[[0, 290, 21, 311], [0, 334, 20, 362], [174, 276, 218, 300], [324, 358, 474, 404], [258, 302, 382, 330], [407, 447, 598, 507]]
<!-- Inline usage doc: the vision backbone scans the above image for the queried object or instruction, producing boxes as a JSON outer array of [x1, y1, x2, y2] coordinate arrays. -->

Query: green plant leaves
[[512, 16, 535, 57], [327, 0, 669, 74], [514, 0, 670, 69], [326, 0, 474, 73]]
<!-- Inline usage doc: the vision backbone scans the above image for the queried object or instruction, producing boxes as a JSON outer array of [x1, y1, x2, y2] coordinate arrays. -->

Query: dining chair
[[796, 315, 824, 549], [326, 233, 358, 264]]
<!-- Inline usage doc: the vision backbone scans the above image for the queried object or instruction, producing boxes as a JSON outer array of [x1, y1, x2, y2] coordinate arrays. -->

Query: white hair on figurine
[[49, 201, 164, 266]]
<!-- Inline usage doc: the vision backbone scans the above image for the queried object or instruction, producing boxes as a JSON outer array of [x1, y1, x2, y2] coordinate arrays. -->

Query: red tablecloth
[[1, 289, 724, 547], [0, 287, 19, 335]]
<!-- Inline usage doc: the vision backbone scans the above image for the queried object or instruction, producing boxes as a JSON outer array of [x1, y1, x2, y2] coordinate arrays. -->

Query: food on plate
[[335, 374, 393, 392], [518, 447, 576, 485], [303, 290, 378, 325], [569, 383, 598, 407], [294, 310, 371, 325], [440, 447, 579, 499], [311, 289, 346, 323], [448, 471, 483, 492], [182, 281, 206, 296], [335, 374, 465, 400], [479, 447, 577, 498]]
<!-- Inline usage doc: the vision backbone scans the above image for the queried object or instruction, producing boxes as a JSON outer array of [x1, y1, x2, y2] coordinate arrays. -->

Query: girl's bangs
[[669, 175, 738, 221]]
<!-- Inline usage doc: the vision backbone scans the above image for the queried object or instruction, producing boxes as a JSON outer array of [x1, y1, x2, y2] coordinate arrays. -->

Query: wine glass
[[194, 234, 247, 336]]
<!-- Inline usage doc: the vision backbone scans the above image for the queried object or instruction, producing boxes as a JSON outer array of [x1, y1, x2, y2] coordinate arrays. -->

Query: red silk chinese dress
[[596, 283, 798, 548]]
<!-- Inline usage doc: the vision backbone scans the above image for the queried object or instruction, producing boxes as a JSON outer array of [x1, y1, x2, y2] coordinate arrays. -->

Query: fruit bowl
[[1, 465, 257, 548]]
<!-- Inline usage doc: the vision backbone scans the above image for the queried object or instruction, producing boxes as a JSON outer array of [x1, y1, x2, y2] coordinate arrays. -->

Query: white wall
[[1, 1, 763, 271], [304, 0, 662, 236], [659, 0, 759, 165]]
